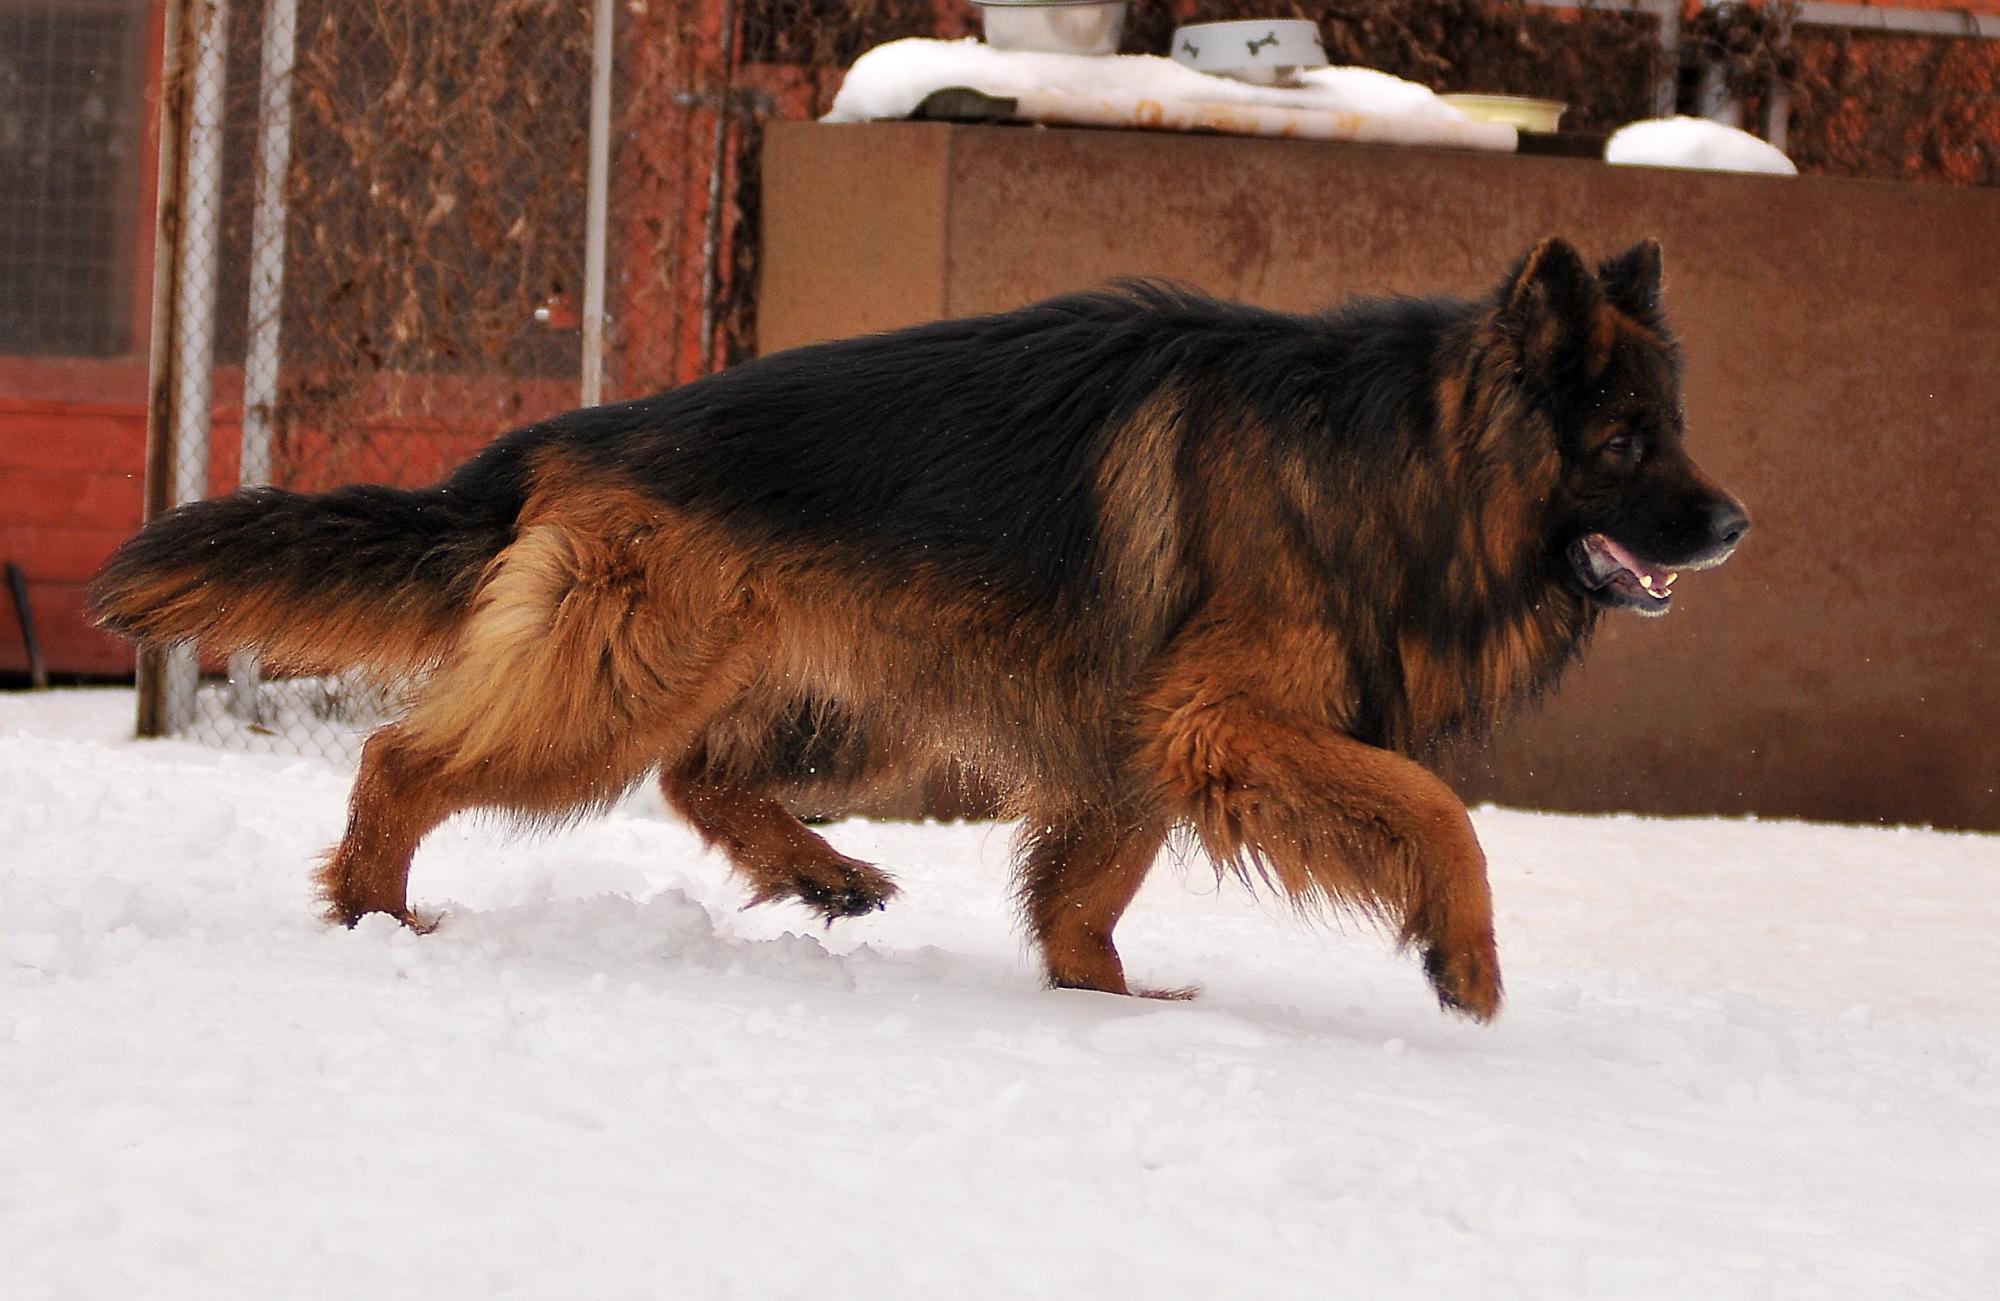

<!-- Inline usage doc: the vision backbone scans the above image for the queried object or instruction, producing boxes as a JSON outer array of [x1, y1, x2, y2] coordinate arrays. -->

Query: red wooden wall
[[0, 392, 148, 675], [0, 0, 163, 678]]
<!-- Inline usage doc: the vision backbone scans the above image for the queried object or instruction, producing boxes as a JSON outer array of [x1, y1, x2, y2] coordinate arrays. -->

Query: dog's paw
[[774, 855, 899, 923], [399, 908, 445, 935], [1422, 941, 1503, 1023], [325, 902, 443, 934]]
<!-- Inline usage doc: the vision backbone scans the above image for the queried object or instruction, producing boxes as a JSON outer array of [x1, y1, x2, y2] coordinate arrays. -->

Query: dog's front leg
[[1145, 696, 1503, 1020]]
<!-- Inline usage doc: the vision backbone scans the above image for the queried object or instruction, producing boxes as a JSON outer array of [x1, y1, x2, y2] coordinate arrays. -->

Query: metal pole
[[1795, 3, 1999, 39], [1651, 0, 1681, 118], [138, 0, 190, 736], [1696, 64, 1740, 126], [5, 564, 47, 690], [241, 0, 296, 494], [580, 0, 613, 407], [164, 0, 231, 735], [230, 0, 298, 721], [1695, 0, 1742, 127], [1765, 4, 1794, 154], [698, 0, 739, 375]]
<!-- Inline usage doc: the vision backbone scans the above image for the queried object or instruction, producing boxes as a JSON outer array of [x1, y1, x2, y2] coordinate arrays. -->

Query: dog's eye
[[1602, 433, 1645, 466]]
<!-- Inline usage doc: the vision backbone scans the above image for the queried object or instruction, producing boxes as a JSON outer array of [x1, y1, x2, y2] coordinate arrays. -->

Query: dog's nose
[[1705, 499, 1750, 550]]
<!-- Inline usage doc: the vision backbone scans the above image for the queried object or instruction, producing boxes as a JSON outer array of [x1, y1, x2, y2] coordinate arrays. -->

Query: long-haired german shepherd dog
[[96, 238, 1746, 1021]]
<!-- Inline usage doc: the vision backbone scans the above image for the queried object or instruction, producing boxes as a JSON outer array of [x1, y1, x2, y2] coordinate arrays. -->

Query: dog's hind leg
[[318, 715, 681, 927], [320, 659, 763, 928], [1016, 807, 1171, 997], [318, 503, 771, 928], [661, 767, 899, 923], [1146, 694, 1503, 1021], [316, 722, 472, 927]]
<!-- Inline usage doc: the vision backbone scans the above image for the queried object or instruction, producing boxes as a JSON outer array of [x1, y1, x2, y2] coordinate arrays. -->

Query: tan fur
[[94, 564, 452, 679], [1138, 640, 1500, 1018], [1095, 390, 1192, 644], [1587, 303, 1619, 380], [1017, 811, 1171, 996], [400, 480, 763, 786], [664, 770, 899, 917]]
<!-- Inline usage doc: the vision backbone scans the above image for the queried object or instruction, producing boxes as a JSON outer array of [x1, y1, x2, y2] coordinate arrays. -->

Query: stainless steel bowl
[[973, 0, 1127, 58]]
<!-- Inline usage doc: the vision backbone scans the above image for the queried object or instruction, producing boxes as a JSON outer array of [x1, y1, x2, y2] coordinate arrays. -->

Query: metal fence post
[[581, 0, 614, 408], [128, 0, 694, 757], [162, 0, 231, 735], [1651, 0, 1682, 118], [137, 0, 189, 737], [229, 0, 300, 722]]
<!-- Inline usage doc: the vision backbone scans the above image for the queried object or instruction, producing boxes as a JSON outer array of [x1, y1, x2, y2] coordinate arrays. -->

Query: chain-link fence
[[140, 0, 1997, 759], [145, 0, 749, 758]]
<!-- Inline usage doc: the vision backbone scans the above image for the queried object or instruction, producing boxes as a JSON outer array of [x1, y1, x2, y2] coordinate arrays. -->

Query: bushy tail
[[93, 446, 529, 678]]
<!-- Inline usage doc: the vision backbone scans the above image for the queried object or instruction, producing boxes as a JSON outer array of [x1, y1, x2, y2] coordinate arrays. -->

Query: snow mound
[[1606, 116, 1798, 175], [824, 37, 1468, 124]]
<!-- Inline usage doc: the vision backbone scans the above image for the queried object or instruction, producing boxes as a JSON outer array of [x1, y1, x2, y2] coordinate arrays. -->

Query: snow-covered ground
[[4, 690, 1995, 1299]]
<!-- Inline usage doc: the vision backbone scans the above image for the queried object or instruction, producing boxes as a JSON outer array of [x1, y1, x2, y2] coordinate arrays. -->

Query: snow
[[824, 37, 1469, 124], [5, 689, 1998, 1299], [824, 42, 1808, 180], [1607, 116, 1799, 175]]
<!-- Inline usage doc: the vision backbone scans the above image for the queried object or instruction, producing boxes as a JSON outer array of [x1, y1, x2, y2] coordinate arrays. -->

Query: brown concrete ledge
[[760, 121, 1999, 830]]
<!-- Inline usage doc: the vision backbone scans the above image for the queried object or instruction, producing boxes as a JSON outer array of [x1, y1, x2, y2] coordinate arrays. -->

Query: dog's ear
[[1598, 239, 1664, 321], [1498, 237, 1601, 382]]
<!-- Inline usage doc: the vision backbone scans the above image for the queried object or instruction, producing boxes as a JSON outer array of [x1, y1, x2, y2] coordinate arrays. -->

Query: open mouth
[[1570, 533, 1680, 615]]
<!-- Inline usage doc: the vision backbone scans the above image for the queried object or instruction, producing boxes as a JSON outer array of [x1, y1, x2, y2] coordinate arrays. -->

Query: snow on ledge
[[824, 37, 1472, 126], [1606, 116, 1798, 176]]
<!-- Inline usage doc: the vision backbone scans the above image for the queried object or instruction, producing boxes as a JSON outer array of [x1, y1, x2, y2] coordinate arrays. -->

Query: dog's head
[[1494, 237, 1749, 617]]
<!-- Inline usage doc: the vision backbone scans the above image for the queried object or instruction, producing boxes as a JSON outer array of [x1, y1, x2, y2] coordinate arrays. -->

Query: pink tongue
[[1598, 535, 1664, 583]]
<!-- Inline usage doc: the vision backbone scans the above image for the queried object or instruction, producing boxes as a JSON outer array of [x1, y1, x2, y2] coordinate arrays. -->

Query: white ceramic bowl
[[974, 0, 1127, 57], [1169, 19, 1326, 85]]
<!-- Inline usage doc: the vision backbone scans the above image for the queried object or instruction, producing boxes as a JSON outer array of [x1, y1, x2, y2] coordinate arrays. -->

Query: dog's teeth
[[1668, 572, 1679, 584], [1640, 574, 1654, 590]]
